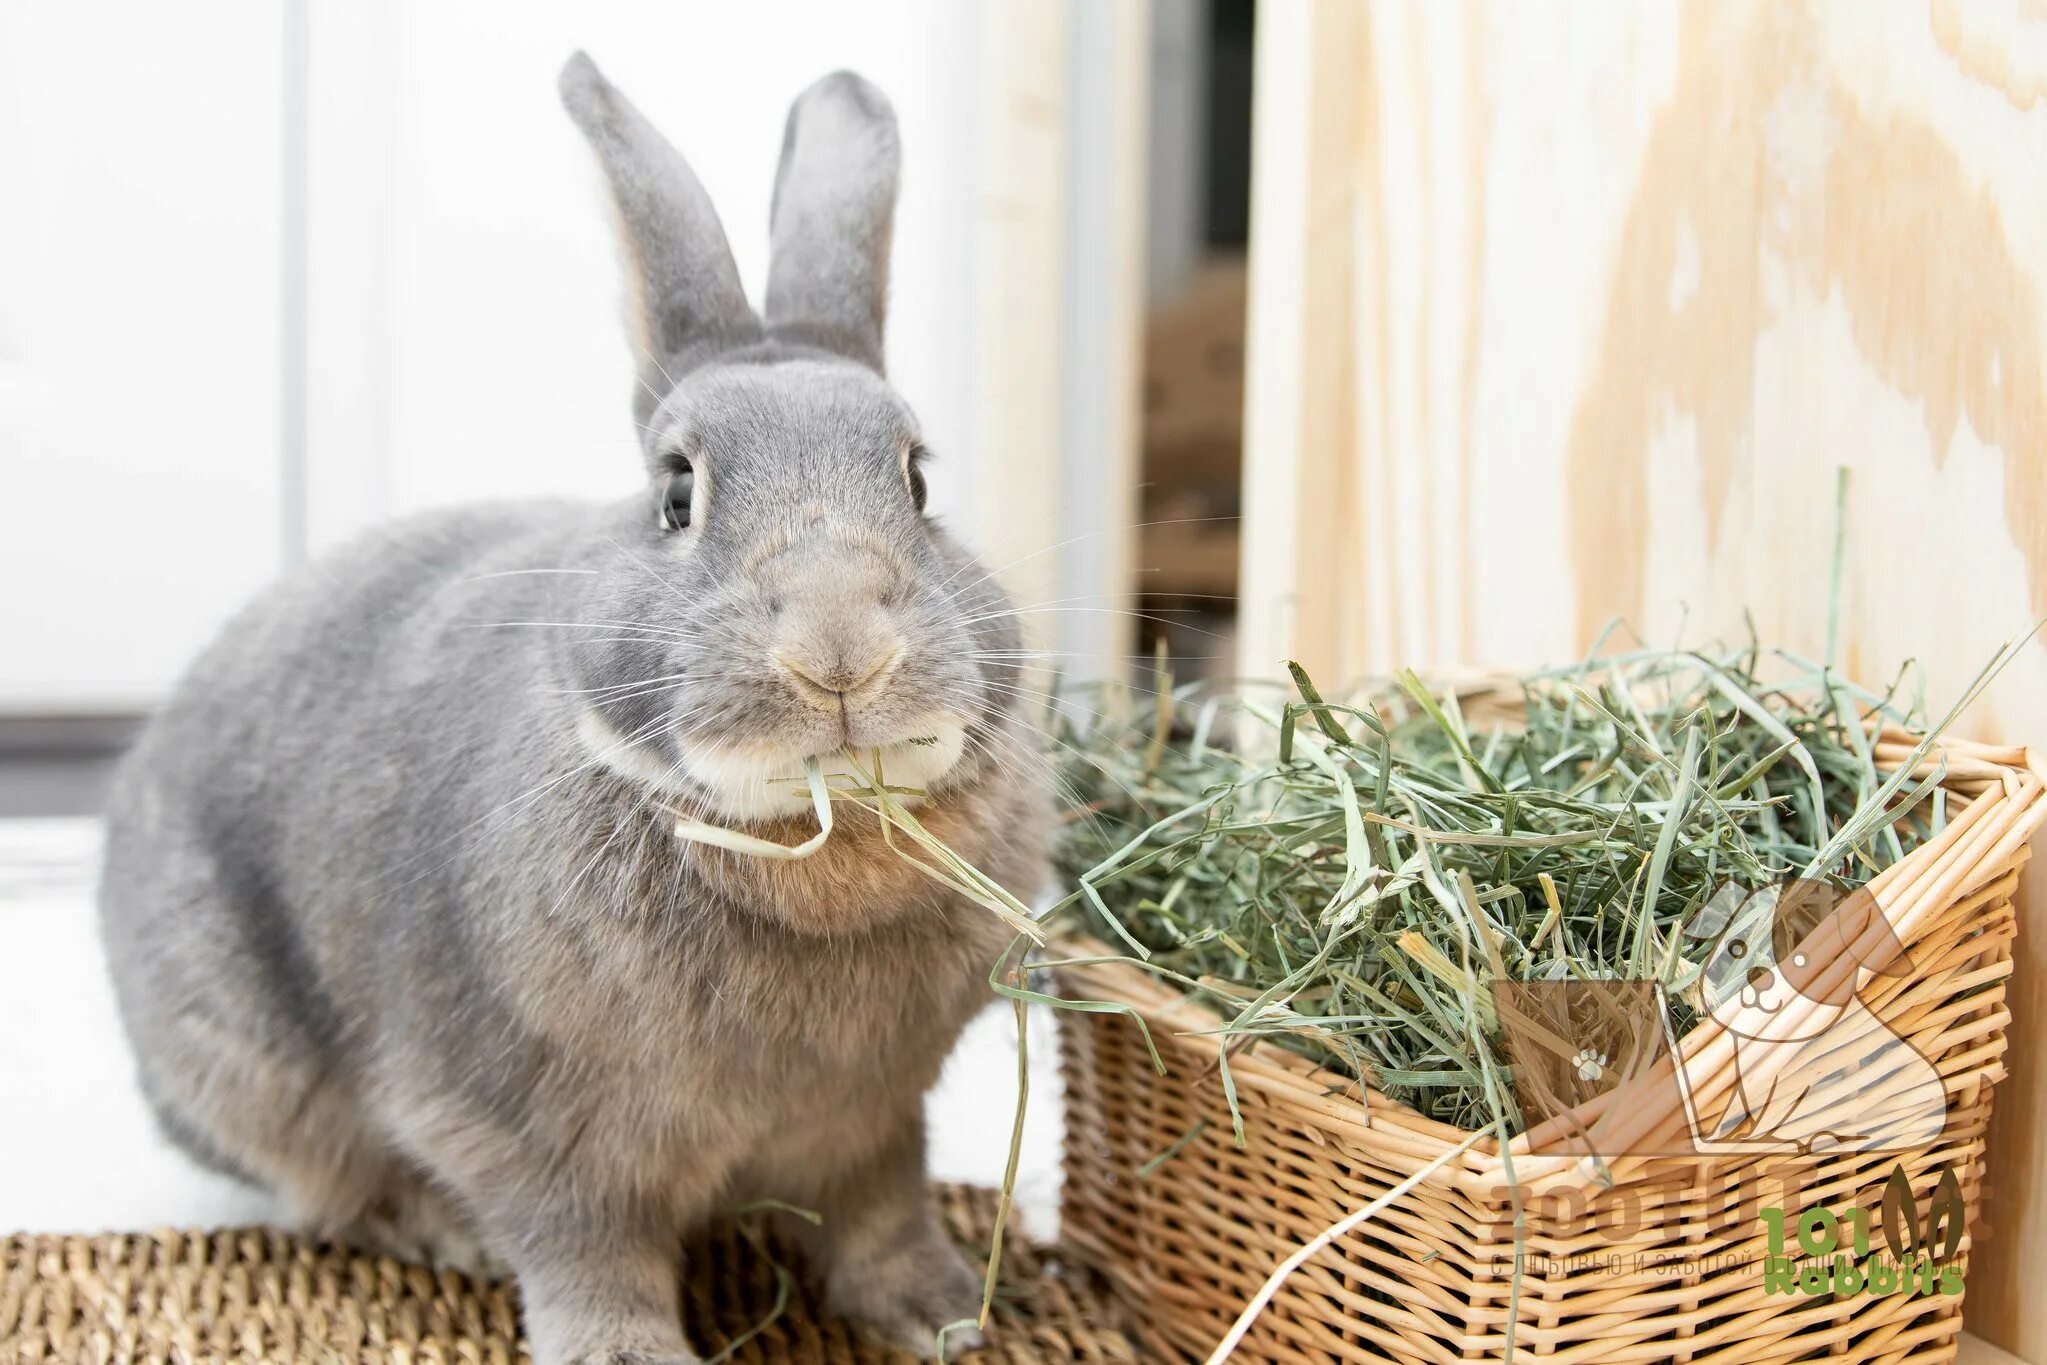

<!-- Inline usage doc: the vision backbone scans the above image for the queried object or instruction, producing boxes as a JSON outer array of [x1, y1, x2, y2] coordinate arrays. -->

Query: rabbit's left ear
[[764, 72, 900, 371]]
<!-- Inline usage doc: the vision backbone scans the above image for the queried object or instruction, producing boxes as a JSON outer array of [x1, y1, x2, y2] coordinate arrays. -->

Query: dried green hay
[[1040, 626, 2022, 1137]]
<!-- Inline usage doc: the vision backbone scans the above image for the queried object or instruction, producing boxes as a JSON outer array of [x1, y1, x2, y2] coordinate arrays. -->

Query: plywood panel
[[1238, 0, 1358, 681], [1240, 0, 2047, 1353]]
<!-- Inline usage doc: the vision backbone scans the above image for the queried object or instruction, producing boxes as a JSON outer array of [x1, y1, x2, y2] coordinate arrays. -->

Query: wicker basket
[[1056, 726, 2047, 1363], [2, 1185, 1134, 1364]]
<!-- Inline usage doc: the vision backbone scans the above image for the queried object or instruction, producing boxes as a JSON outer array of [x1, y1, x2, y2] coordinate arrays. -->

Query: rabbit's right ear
[[560, 52, 760, 414], [1684, 881, 1746, 944], [764, 72, 900, 371]]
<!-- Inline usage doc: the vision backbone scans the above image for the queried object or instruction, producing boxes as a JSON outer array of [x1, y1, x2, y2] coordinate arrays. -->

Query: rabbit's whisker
[[954, 603, 1234, 643], [456, 568, 602, 584], [460, 619, 697, 642], [364, 709, 680, 900], [936, 514, 1240, 602]]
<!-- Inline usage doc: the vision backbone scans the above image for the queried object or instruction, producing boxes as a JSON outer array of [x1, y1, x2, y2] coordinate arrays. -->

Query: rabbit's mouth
[[671, 717, 970, 823], [577, 705, 971, 822]]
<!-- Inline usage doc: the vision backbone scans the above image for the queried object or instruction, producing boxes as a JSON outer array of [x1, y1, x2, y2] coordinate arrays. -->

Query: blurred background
[[6, 2, 2047, 1358], [0, 0, 1256, 816]]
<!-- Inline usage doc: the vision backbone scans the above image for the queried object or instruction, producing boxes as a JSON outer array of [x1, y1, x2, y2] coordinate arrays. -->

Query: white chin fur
[[578, 709, 969, 822]]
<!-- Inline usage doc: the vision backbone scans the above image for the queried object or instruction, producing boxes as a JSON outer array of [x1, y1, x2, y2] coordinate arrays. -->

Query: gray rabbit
[[97, 53, 1051, 1365]]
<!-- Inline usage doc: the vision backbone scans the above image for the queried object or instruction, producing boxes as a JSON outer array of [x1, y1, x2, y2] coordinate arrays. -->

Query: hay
[[1039, 629, 2024, 1136]]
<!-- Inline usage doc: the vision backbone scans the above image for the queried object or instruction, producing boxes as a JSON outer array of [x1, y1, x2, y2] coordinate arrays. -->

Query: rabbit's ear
[[1684, 881, 1746, 943], [560, 52, 760, 407], [1837, 887, 1913, 978], [763, 72, 900, 371]]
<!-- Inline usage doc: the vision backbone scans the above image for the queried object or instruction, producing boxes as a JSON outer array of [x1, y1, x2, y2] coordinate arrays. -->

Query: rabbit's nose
[[1747, 966, 1773, 990], [774, 641, 904, 707]]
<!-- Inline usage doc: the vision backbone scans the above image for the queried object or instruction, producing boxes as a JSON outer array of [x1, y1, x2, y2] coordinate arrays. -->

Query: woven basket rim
[[1054, 728, 2047, 1189]]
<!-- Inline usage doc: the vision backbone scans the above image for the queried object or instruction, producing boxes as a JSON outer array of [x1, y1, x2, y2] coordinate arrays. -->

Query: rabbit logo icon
[[1492, 878, 1947, 1159], [1675, 878, 1944, 1153]]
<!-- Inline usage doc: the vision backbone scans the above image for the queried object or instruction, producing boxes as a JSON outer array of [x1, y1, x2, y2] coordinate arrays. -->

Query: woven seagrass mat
[[1, 1184, 1134, 1364]]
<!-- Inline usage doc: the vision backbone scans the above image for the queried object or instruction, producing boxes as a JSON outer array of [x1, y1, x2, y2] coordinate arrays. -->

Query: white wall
[[303, 0, 990, 546], [0, 4, 287, 711], [0, 0, 997, 710]]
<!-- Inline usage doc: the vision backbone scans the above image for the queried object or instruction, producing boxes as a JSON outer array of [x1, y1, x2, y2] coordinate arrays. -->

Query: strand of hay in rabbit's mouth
[[669, 759, 838, 858], [667, 752, 1046, 943]]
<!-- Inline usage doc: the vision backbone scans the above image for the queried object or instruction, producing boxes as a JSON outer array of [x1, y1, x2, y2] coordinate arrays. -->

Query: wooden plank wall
[[1239, 0, 2047, 1354]]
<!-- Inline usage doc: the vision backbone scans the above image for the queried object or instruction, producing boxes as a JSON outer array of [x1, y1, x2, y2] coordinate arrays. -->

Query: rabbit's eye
[[902, 442, 931, 513], [658, 463, 695, 532], [1728, 941, 1747, 959]]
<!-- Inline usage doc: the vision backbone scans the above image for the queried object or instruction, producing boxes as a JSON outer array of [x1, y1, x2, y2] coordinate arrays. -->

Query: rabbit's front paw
[[828, 1240, 985, 1360], [565, 1352, 699, 1365]]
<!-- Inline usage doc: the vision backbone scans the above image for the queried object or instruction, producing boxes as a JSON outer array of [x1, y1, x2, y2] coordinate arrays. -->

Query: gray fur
[[99, 54, 1049, 1365], [765, 72, 899, 370]]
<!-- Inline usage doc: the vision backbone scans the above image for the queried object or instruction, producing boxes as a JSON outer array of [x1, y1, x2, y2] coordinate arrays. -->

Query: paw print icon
[[1573, 1048, 1609, 1082]]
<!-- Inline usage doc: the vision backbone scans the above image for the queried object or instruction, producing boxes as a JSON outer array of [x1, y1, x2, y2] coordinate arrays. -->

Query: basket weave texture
[[1057, 728, 2047, 1364], [2, 1185, 1133, 1364]]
